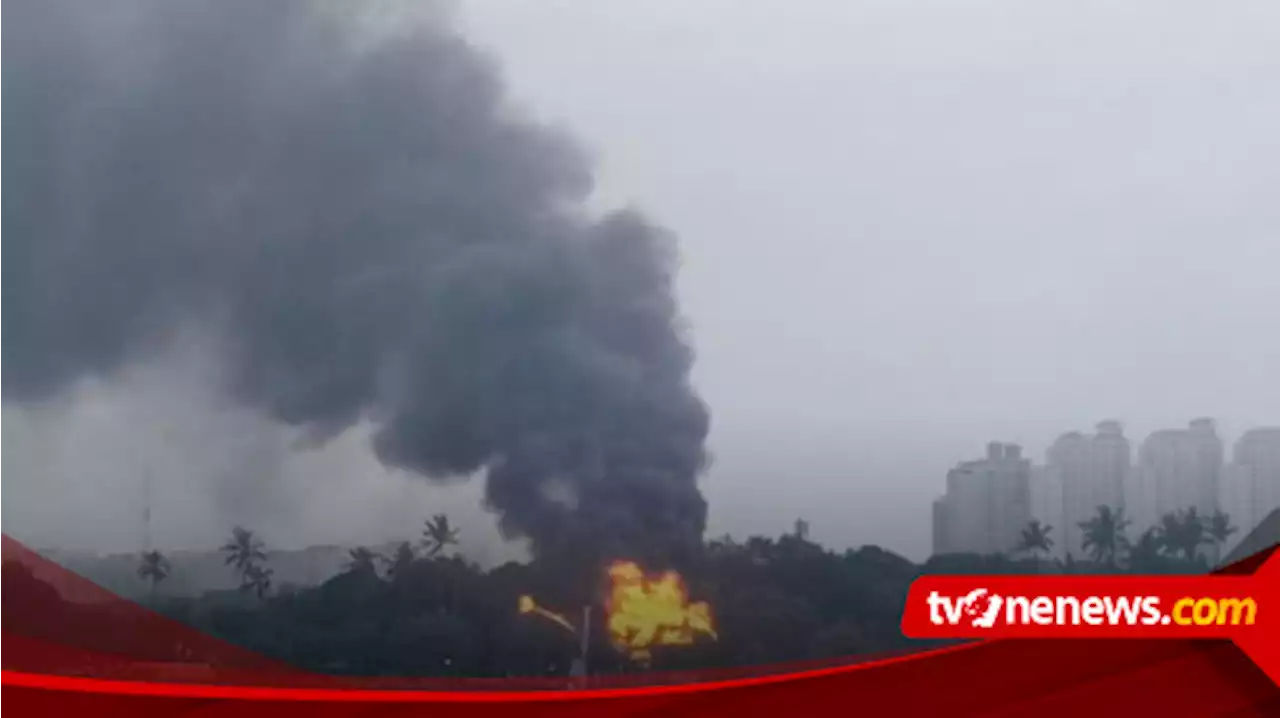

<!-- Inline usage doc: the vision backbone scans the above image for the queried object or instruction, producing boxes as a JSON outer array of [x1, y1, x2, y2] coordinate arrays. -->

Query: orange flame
[[605, 560, 716, 661], [517, 594, 576, 635]]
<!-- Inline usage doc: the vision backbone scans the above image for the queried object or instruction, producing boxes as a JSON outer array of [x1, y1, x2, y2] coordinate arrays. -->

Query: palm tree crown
[[385, 542, 417, 581], [220, 526, 270, 596], [137, 549, 171, 592], [242, 563, 273, 599], [1158, 508, 1214, 560], [1128, 527, 1164, 571], [1078, 505, 1131, 566], [221, 526, 267, 571], [345, 546, 383, 575], [1207, 510, 1237, 546], [1017, 520, 1054, 557], [422, 514, 460, 558]]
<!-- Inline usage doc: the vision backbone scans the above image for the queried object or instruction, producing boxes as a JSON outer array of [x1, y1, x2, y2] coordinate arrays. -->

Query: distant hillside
[[40, 542, 422, 600]]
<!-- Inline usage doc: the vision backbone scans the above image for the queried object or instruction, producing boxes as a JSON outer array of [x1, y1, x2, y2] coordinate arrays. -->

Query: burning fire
[[605, 560, 717, 661], [517, 594, 576, 635]]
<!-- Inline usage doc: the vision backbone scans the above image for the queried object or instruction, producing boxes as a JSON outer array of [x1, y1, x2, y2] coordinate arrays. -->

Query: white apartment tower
[[1220, 428, 1280, 554], [1129, 418, 1223, 534], [932, 442, 1032, 556], [1050, 421, 1130, 559]]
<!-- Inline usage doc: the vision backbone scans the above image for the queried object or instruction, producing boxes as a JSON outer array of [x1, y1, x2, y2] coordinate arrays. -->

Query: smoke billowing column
[[3, 0, 710, 565]]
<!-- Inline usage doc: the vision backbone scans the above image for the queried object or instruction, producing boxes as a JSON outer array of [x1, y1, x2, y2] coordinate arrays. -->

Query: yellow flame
[[517, 594, 576, 635], [605, 560, 716, 661]]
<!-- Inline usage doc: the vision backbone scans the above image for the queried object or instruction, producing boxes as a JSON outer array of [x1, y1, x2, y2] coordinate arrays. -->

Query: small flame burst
[[605, 560, 717, 662], [518, 594, 576, 635]]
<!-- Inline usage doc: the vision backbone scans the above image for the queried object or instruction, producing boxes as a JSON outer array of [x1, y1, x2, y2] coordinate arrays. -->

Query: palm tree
[[422, 514, 460, 558], [385, 542, 416, 581], [1159, 508, 1214, 560], [1207, 510, 1237, 559], [137, 549, 171, 597], [1128, 527, 1164, 572], [242, 563, 273, 600], [1156, 511, 1181, 555], [1078, 505, 1131, 567], [1016, 520, 1054, 559], [220, 526, 268, 589], [1063, 552, 1077, 574], [345, 546, 383, 576]]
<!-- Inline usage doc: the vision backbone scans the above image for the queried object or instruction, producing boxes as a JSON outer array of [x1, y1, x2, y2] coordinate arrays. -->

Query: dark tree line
[[1015, 505, 1238, 571], [129, 509, 1217, 678]]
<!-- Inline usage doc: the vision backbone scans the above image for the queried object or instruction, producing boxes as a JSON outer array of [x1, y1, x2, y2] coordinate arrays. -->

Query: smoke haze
[[3, 0, 709, 567]]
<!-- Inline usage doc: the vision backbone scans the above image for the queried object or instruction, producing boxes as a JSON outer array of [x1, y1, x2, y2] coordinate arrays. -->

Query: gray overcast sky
[[4, 1, 1278, 561], [456, 0, 1280, 553]]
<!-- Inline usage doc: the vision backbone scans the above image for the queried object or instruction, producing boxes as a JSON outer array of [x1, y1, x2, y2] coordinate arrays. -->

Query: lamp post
[[520, 596, 593, 682], [567, 605, 592, 684]]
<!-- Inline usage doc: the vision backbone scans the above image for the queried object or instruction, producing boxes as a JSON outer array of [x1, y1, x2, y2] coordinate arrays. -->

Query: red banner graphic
[[3, 534, 1278, 715], [902, 551, 1279, 682]]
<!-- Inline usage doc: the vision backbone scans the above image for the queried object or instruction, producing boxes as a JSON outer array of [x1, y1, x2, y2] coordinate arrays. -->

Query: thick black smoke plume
[[3, 0, 710, 565]]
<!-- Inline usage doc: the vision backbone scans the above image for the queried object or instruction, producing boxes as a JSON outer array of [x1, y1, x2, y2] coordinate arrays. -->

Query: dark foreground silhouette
[[146, 531, 1207, 678]]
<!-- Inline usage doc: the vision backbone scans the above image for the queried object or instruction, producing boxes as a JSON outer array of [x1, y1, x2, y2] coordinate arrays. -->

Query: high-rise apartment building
[[932, 420, 1276, 562], [932, 442, 1032, 556], [1129, 418, 1222, 533], [1220, 427, 1280, 554], [1050, 420, 1130, 559]]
